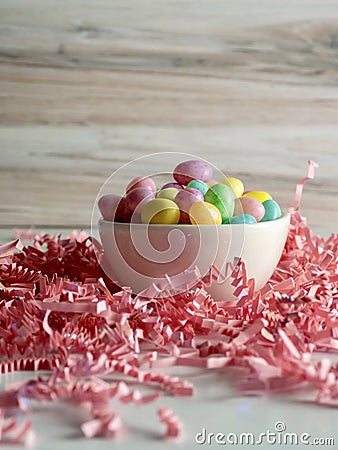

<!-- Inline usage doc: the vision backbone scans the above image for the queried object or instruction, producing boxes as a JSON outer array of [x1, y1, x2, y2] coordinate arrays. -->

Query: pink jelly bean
[[125, 188, 155, 213], [161, 182, 184, 190], [175, 188, 204, 223], [120, 208, 133, 223], [173, 160, 213, 186], [126, 176, 157, 193], [234, 196, 265, 222], [130, 212, 142, 223], [98, 194, 124, 221]]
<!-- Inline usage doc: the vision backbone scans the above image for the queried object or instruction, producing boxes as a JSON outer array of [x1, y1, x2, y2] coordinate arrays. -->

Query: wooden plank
[[1, 0, 338, 81], [1, 64, 338, 126]]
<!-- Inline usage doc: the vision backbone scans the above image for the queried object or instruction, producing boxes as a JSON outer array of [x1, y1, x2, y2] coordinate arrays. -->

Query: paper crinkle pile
[[0, 161, 337, 445]]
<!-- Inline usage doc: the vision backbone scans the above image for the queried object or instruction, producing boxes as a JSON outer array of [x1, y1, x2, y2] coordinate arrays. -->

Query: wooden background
[[1, 0, 338, 238]]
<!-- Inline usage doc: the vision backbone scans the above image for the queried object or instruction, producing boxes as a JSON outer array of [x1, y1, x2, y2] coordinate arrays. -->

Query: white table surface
[[0, 364, 337, 450]]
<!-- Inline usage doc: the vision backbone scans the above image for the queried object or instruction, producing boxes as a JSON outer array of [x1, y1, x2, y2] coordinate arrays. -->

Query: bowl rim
[[99, 212, 290, 227]]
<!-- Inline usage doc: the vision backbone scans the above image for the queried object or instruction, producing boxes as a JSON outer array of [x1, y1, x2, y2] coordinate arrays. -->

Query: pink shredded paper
[[0, 161, 338, 444]]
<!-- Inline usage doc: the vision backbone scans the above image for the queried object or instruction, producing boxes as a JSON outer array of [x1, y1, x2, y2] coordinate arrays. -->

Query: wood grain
[[0, 0, 337, 234]]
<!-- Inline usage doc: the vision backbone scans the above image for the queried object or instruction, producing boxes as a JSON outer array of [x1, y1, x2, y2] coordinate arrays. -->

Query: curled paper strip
[[0, 160, 338, 444], [288, 160, 318, 213]]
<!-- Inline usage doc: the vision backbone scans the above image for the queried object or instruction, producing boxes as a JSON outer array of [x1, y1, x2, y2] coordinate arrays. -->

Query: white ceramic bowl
[[99, 213, 290, 300]]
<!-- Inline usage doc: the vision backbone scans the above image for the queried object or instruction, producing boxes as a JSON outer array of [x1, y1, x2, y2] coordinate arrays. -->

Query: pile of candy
[[99, 159, 282, 225], [1, 161, 338, 446]]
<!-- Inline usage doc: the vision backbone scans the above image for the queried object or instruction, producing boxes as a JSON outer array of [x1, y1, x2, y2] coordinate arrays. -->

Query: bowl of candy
[[97, 159, 290, 300]]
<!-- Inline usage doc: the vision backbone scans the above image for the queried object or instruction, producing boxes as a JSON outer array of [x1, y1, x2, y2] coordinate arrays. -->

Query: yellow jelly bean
[[189, 201, 222, 225], [219, 177, 244, 198], [243, 191, 272, 203], [141, 198, 180, 224], [156, 188, 179, 201]]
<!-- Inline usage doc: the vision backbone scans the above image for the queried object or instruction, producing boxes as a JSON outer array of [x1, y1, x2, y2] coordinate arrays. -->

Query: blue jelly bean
[[230, 214, 257, 224], [261, 199, 281, 222], [186, 179, 209, 196]]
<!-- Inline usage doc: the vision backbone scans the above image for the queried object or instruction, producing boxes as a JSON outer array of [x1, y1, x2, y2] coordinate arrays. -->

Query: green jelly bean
[[204, 183, 234, 222]]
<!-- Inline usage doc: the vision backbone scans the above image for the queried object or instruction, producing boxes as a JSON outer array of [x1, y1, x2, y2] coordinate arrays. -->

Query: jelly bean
[[261, 199, 281, 222], [141, 198, 180, 224], [129, 212, 142, 223], [230, 214, 257, 224], [243, 191, 272, 203], [126, 176, 156, 193], [234, 197, 265, 222], [106, 159, 283, 225], [173, 160, 213, 186], [186, 179, 209, 195], [189, 201, 222, 225], [125, 188, 155, 213], [220, 177, 244, 198], [120, 204, 133, 223], [156, 187, 179, 201], [161, 182, 184, 190], [98, 194, 124, 221], [204, 184, 234, 223], [175, 188, 204, 223]]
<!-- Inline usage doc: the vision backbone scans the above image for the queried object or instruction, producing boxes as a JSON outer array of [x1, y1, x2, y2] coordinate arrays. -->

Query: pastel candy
[[98, 194, 124, 222], [173, 160, 213, 186], [186, 179, 209, 195], [189, 201, 222, 225], [175, 188, 204, 224], [234, 196, 265, 222], [230, 214, 257, 224], [126, 176, 157, 194], [156, 187, 179, 201], [161, 182, 184, 190], [141, 198, 180, 224], [104, 159, 283, 225], [125, 187, 155, 213], [129, 212, 142, 224], [120, 211, 133, 223], [243, 191, 272, 203], [220, 177, 244, 198], [261, 199, 281, 222], [204, 184, 235, 223]]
